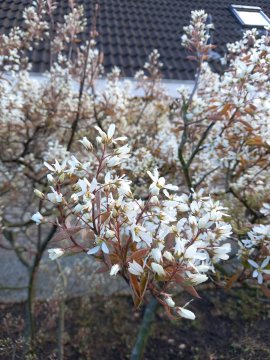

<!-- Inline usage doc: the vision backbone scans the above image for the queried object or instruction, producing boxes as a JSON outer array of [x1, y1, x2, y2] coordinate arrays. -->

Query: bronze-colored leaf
[[95, 265, 109, 274], [140, 273, 149, 300], [164, 233, 174, 250], [52, 226, 82, 242], [182, 283, 201, 298], [103, 253, 112, 268], [69, 246, 84, 254], [81, 228, 95, 242], [130, 274, 141, 299], [100, 211, 110, 224], [174, 273, 201, 298], [261, 284, 270, 298], [218, 103, 231, 116], [245, 136, 264, 147], [109, 253, 120, 263], [127, 249, 149, 263], [225, 272, 240, 290]]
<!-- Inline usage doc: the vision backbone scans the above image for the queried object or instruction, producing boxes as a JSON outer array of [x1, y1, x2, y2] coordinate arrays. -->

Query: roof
[[0, 0, 270, 80]]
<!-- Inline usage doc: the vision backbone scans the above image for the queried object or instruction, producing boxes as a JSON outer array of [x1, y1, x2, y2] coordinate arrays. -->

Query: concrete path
[[0, 249, 129, 303]]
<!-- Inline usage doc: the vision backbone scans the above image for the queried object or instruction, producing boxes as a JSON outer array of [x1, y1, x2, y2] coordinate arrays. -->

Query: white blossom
[[176, 306, 196, 320], [147, 168, 178, 195], [151, 262, 166, 277], [48, 248, 65, 261], [164, 295, 175, 307], [79, 136, 93, 151], [31, 211, 43, 224], [110, 264, 121, 276], [128, 260, 144, 276], [248, 257, 270, 284]]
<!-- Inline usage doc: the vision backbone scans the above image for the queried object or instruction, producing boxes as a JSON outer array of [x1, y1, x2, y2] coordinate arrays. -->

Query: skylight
[[230, 5, 270, 27]]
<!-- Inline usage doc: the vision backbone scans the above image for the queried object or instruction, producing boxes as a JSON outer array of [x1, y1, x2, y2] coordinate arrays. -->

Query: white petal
[[153, 168, 159, 180], [128, 260, 144, 276], [188, 273, 208, 285], [87, 245, 101, 255], [253, 269, 258, 278], [48, 248, 64, 260], [164, 184, 178, 191], [248, 259, 259, 268], [101, 242, 109, 254], [151, 262, 166, 277], [147, 170, 155, 182], [261, 257, 270, 269], [140, 231, 153, 246], [44, 161, 55, 172], [257, 273, 263, 284], [163, 251, 174, 261], [165, 296, 175, 308], [114, 136, 127, 141], [158, 177, 166, 187], [108, 124, 115, 138], [94, 126, 106, 137], [90, 177, 98, 192], [110, 264, 120, 276], [31, 211, 43, 224], [177, 307, 196, 320]]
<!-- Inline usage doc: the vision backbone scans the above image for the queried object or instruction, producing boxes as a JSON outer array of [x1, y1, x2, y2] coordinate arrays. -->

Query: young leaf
[[127, 249, 149, 263]]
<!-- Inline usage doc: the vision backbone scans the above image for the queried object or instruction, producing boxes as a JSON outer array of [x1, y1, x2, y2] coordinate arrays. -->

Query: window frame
[[230, 4, 270, 28]]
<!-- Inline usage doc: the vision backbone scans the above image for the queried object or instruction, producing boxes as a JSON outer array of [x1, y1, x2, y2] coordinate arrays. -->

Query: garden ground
[[1, 287, 270, 359]]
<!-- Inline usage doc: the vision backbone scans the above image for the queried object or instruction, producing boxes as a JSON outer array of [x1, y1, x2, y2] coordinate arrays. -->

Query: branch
[[187, 63, 202, 108], [228, 187, 262, 223], [178, 101, 193, 190], [2, 229, 30, 269], [26, 224, 57, 352], [130, 296, 158, 360], [194, 166, 219, 189], [67, 40, 92, 151], [187, 121, 215, 168]]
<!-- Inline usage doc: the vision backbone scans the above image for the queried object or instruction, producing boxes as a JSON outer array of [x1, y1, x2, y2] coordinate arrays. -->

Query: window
[[230, 5, 270, 27]]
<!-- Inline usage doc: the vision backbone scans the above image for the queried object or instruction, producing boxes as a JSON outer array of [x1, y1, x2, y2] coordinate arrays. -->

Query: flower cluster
[[181, 10, 214, 62], [32, 124, 232, 319], [1, 3, 270, 331], [238, 203, 270, 285], [0, 0, 49, 72], [52, 4, 86, 53]]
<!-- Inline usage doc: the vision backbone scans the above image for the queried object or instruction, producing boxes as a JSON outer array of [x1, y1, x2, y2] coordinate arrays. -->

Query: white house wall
[[15, 73, 194, 98]]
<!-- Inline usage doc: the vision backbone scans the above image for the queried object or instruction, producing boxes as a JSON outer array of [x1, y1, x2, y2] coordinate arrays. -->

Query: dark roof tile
[[0, 0, 270, 79]]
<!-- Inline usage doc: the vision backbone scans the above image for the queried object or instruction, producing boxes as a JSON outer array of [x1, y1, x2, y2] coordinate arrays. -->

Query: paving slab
[[0, 249, 129, 303]]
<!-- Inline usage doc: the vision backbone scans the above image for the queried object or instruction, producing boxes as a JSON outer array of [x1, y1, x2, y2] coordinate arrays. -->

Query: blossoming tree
[[0, 1, 270, 358]]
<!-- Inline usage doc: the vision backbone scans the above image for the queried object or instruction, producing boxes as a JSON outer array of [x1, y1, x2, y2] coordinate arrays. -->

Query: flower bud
[[48, 248, 65, 261], [150, 196, 159, 205], [34, 189, 45, 199], [110, 264, 120, 276], [163, 251, 174, 262], [79, 137, 93, 151], [105, 229, 115, 238], [31, 211, 44, 224], [59, 173, 65, 183], [47, 174, 54, 184], [151, 262, 166, 277], [176, 307, 196, 320], [164, 295, 175, 307], [71, 194, 79, 203]]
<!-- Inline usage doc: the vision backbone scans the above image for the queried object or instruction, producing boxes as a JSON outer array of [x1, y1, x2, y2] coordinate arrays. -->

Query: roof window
[[230, 5, 270, 27]]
